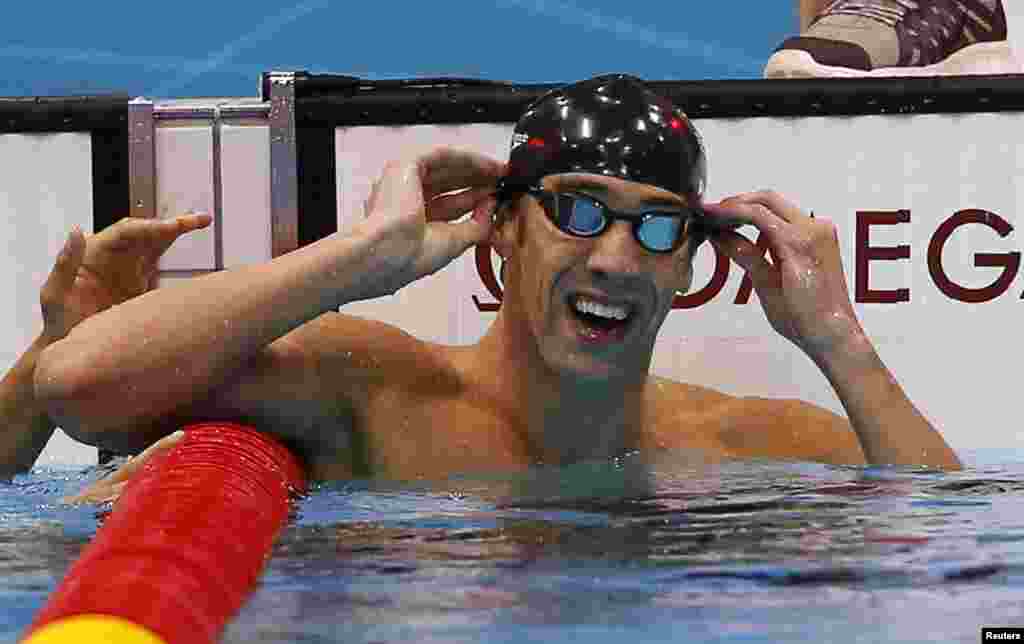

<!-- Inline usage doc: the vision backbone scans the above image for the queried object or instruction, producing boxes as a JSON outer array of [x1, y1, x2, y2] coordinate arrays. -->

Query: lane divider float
[[23, 422, 308, 644]]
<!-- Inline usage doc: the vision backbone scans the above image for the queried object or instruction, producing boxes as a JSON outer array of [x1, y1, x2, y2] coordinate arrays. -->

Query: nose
[[584, 220, 644, 277]]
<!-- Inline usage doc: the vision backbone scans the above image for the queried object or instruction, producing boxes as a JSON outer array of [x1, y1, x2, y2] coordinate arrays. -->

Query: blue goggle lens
[[565, 197, 606, 234], [635, 216, 684, 252], [558, 193, 687, 252]]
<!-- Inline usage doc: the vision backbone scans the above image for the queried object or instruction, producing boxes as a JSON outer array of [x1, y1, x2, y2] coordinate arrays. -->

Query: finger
[[711, 230, 781, 291], [107, 481, 130, 507], [695, 207, 745, 234], [61, 479, 118, 506], [421, 195, 497, 268], [151, 213, 212, 252], [60, 490, 96, 505], [130, 429, 186, 467], [730, 190, 810, 224], [41, 226, 86, 295], [418, 147, 505, 200], [426, 187, 493, 223], [173, 212, 213, 233], [60, 430, 185, 506], [372, 160, 425, 221], [105, 430, 185, 485], [702, 200, 796, 260], [104, 213, 210, 252], [364, 178, 382, 217]]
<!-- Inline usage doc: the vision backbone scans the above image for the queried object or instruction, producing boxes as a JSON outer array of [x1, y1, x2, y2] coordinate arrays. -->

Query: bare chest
[[341, 390, 532, 479], [310, 384, 738, 481]]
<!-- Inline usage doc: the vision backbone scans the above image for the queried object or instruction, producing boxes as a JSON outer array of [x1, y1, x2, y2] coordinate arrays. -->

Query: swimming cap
[[503, 74, 706, 199]]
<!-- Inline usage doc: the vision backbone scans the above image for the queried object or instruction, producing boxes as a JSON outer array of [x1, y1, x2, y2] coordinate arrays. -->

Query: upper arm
[[77, 325, 335, 457], [86, 313, 403, 460], [717, 397, 867, 466]]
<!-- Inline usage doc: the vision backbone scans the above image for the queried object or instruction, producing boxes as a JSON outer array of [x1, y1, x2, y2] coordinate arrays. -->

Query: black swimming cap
[[503, 74, 706, 199]]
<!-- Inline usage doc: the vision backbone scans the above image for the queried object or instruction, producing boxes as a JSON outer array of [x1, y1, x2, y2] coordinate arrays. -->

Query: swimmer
[[35, 75, 961, 484], [0, 214, 210, 482]]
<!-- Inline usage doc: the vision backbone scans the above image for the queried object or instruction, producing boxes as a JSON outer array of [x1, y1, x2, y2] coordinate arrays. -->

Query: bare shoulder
[[199, 313, 436, 432], [282, 312, 451, 392], [651, 377, 866, 466], [288, 312, 429, 359], [647, 375, 734, 409]]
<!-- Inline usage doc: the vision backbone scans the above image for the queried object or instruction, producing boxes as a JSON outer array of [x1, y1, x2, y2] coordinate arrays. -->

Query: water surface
[[3, 448, 1023, 643]]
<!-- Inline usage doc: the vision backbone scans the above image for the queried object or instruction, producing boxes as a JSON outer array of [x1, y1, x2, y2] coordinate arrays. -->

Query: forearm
[[36, 228, 391, 437], [812, 333, 961, 470], [0, 335, 59, 478]]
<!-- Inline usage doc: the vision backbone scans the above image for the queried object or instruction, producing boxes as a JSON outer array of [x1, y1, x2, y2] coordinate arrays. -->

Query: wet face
[[494, 173, 701, 382]]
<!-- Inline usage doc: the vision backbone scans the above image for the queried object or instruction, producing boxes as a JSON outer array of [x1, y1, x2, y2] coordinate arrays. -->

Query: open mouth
[[568, 295, 636, 339]]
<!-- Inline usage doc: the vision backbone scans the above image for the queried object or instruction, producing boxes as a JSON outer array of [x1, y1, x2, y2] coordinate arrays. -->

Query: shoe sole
[[764, 40, 1021, 78]]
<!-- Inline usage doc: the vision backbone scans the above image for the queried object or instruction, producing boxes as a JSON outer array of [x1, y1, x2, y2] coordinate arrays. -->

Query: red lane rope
[[25, 422, 308, 644]]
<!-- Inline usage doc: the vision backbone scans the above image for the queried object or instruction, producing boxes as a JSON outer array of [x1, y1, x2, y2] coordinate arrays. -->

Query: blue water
[[1, 1, 789, 98], [3, 448, 1024, 643]]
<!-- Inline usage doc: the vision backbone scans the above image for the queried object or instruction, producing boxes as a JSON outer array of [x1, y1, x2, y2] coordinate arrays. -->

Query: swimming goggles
[[520, 186, 697, 253]]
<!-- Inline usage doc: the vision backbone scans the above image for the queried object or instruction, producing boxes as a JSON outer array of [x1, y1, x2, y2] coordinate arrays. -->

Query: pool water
[[3, 448, 1024, 643]]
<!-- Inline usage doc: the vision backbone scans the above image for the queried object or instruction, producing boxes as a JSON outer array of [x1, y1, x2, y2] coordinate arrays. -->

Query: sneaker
[[764, 0, 1020, 78]]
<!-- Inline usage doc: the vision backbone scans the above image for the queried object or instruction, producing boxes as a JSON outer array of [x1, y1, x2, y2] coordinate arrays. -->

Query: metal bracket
[[212, 103, 224, 270], [128, 97, 156, 220], [268, 72, 299, 258]]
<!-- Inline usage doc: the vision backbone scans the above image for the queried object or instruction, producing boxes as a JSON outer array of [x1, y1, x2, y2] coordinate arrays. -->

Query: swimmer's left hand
[[60, 430, 185, 506], [40, 213, 212, 343], [701, 191, 866, 361]]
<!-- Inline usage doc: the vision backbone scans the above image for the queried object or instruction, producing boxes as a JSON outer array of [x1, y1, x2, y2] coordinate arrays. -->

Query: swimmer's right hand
[[355, 147, 504, 296]]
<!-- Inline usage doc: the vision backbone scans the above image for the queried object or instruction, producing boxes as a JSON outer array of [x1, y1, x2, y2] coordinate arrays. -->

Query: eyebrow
[[554, 179, 691, 209]]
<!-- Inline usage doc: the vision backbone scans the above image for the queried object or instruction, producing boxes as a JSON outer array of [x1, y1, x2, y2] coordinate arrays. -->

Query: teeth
[[573, 296, 631, 320]]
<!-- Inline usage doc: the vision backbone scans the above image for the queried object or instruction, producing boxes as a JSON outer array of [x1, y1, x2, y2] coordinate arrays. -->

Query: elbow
[[34, 343, 104, 445]]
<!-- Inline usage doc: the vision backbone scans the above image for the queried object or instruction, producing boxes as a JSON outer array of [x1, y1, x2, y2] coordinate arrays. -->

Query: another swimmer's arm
[[1, 216, 213, 477], [0, 335, 59, 480], [35, 227, 384, 444]]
